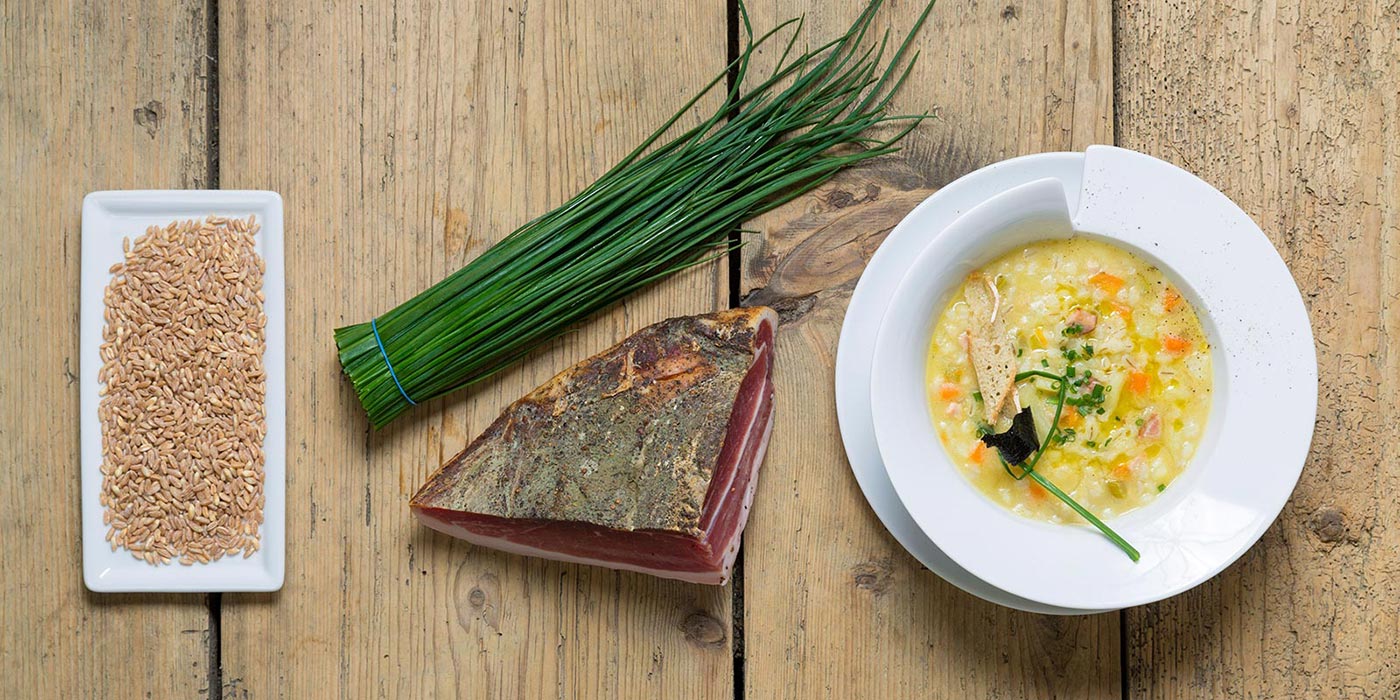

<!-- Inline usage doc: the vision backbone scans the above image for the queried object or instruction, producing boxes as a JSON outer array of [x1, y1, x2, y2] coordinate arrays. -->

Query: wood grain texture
[[216, 1, 731, 697], [13, 0, 1400, 696], [1115, 1, 1400, 697], [0, 0, 213, 697], [737, 1, 1119, 698]]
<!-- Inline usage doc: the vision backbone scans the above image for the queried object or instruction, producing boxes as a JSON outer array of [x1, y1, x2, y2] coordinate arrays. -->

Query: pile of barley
[[98, 215, 267, 565]]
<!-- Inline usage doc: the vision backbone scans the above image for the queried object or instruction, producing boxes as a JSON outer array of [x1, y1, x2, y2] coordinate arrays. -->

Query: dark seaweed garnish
[[979, 407, 1040, 465]]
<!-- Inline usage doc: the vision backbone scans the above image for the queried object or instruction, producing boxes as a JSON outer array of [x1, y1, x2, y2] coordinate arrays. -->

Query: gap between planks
[[204, 0, 223, 698], [724, 0, 747, 698]]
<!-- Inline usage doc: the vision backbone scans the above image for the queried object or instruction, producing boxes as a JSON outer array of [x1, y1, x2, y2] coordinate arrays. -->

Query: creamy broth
[[926, 238, 1212, 523]]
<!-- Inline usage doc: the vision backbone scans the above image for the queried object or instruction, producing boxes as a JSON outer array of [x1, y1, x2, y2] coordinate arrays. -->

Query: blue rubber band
[[371, 317, 416, 406]]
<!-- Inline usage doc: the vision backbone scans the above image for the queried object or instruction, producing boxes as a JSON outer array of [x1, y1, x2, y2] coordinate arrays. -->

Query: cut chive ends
[[335, 0, 938, 428]]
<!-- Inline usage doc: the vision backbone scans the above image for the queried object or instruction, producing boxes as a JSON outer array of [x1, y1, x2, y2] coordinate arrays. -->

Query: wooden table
[[3, 0, 1396, 697]]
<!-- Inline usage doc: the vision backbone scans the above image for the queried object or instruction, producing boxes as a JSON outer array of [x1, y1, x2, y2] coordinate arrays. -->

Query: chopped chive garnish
[[972, 391, 983, 403], [1086, 440, 1098, 448], [1157, 484, 1166, 492], [1041, 359, 1050, 367]]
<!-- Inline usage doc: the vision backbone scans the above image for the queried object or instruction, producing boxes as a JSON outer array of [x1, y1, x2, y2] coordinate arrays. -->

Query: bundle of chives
[[336, 0, 937, 428]]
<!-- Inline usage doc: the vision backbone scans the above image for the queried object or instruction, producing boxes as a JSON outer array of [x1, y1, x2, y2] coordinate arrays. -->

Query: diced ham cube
[[1139, 412, 1162, 440], [1066, 308, 1097, 334]]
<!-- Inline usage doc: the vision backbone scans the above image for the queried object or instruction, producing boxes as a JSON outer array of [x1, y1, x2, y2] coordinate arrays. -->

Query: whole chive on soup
[[926, 238, 1212, 524]]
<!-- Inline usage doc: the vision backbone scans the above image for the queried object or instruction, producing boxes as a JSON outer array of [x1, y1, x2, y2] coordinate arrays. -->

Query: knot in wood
[[680, 612, 726, 648], [1309, 507, 1348, 543]]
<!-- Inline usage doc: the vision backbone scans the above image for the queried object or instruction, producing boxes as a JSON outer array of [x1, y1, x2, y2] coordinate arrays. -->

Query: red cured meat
[[410, 307, 777, 584]]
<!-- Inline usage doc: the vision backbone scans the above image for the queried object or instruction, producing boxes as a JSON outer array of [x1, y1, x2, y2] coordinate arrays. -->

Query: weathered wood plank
[[0, 0, 213, 696], [216, 1, 731, 697], [1115, 1, 1400, 697], [738, 1, 1119, 697]]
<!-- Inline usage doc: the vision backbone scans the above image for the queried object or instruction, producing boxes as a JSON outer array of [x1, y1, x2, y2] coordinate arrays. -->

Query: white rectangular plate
[[81, 190, 285, 592]]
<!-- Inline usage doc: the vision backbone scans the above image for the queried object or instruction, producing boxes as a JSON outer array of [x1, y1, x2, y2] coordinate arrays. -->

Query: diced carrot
[[969, 442, 987, 463], [1111, 462, 1133, 480], [1128, 371, 1150, 394], [1163, 287, 1183, 312], [1058, 406, 1082, 428], [1109, 300, 1134, 323], [1162, 334, 1192, 354], [937, 382, 962, 401], [1027, 482, 1048, 500], [1089, 271, 1125, 297]]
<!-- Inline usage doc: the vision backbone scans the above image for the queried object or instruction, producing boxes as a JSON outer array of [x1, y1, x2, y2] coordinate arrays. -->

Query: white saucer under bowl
[[867, 146, 1316, 611]]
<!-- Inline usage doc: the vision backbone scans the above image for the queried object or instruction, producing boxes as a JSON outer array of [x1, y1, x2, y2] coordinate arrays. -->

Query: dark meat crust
[[410, 307, 779, 535]]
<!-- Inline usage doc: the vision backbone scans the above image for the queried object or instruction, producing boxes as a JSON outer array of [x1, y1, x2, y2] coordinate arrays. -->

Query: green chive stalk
[[336, 0, 937, 427], [1004, 370, 1141, 562]]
